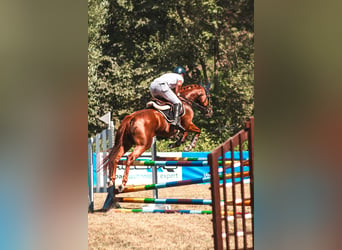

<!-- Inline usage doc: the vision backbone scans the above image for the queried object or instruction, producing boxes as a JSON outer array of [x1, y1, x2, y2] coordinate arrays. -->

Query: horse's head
[[180, 84, 213, 118]]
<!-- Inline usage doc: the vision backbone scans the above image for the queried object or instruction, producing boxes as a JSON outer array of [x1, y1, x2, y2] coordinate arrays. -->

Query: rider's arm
[[174, 80, 183, 96]]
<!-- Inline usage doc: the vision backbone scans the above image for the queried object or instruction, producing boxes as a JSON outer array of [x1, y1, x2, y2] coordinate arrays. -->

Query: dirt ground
[[88, 183, 252, 249], [88, 184, 214, 249]]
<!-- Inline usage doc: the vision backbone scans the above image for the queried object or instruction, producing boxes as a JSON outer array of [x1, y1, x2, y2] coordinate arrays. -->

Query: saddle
[[146, 98, 184, 123]]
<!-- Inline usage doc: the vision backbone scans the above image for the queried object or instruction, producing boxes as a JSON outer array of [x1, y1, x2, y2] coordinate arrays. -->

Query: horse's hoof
[[117, 184, 125, 193], [168, 143, 175, 149], [184, 145, 191, 152], [113, 202, 121, 209]]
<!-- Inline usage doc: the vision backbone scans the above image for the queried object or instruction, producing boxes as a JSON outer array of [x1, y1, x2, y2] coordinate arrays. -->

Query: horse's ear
[[206, 82, 211, 92]]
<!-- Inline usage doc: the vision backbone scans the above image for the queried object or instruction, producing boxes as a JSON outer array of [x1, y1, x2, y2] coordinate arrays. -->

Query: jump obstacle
[[88, 124, 114, 212], [209, 117, 254, 249], [111, 208, 252, 217], [114, 208, 213, 214], [114, 197, 251, 206], [88, 117, 254, 250], [101, 170, 251, 211], [117, 159, 249, 166], [109, 171, 249, 194]]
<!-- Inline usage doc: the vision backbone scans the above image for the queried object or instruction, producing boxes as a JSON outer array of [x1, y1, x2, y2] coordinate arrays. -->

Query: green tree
[[88, 0, 113, 134], [88, 0, 254, 146]]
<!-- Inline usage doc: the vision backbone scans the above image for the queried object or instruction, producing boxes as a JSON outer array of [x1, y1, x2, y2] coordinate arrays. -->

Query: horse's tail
[[98, 115, 134, 173]]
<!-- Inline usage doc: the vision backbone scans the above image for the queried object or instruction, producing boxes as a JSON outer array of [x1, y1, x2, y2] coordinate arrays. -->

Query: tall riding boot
[[172, 103, 185, 132]]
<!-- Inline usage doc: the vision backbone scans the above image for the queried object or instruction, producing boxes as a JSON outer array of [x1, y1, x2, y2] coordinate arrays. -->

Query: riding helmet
[[173, 66, 186, 75]]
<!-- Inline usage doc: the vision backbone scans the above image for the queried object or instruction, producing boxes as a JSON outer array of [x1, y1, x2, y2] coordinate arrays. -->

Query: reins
[[179, 95, 211, 113]]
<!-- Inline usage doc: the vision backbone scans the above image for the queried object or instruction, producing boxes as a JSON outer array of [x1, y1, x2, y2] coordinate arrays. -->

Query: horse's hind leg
[[119, 145, 149, 192], [108, 146, 124, 186], [102, 145, 126, 210], [107, 144, 132, 209], [108, 141, 132, 182]]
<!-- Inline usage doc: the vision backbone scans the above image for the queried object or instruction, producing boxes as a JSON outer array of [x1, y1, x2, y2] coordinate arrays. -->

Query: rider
[[149, 66, 186, 132]]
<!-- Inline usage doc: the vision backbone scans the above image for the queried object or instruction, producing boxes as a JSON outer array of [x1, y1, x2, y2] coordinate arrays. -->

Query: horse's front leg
[[168, 131, 188, 148], [183, 123, 201, 152]]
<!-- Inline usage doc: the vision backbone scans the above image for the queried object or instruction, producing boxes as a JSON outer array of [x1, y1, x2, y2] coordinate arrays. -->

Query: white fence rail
[[88, 125, 114, 212]]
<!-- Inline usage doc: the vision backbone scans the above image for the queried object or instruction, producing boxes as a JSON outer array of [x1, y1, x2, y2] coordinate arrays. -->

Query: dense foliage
[[88, 0, 254, 148]]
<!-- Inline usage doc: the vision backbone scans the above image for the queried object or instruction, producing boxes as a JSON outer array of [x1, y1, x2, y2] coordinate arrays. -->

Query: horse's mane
[[180, 84, 203, 93]]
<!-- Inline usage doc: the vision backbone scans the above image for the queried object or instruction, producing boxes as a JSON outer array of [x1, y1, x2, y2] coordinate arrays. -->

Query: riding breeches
[[149, 82, 181, 104]]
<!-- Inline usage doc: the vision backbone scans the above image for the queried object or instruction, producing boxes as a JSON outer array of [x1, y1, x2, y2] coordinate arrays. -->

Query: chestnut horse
[[103, 84, 212, 192]]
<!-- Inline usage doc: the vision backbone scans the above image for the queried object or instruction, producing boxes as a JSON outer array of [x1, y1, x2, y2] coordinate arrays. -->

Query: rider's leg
[[151, 83, 185, 131], [172, 103, 185, 131], [161, 88, 185, 131]]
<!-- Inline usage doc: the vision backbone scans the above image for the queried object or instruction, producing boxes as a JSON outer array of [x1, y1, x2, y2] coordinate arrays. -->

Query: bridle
[[180, 85, 213, 117]]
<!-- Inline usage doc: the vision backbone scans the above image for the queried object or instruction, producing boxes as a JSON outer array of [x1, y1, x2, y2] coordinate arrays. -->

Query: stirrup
[[174, 123, 185, 132], [178, 125, 185, 132]]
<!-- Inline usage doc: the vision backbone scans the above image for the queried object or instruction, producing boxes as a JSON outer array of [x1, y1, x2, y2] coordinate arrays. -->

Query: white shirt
[[152, 73, 184, 89]]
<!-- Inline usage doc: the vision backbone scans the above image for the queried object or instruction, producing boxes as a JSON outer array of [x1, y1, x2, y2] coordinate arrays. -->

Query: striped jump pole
[[102, 175, 211, 211], [117, 160, 249, 167], [115, 197, 251, 206], [118, 152, 249, 162], [116, 197, 212, 205], [113, 208, 252, 217], [113, 208, 213, 214], [120, 157, 209, 161], [102, 172, 250, 211], [119, 171, 250, 194], [156, 157, 209, 161]]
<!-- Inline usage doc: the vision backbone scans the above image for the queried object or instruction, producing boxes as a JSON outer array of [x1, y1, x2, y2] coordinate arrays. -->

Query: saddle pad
[[146, 101, 185, 123]]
